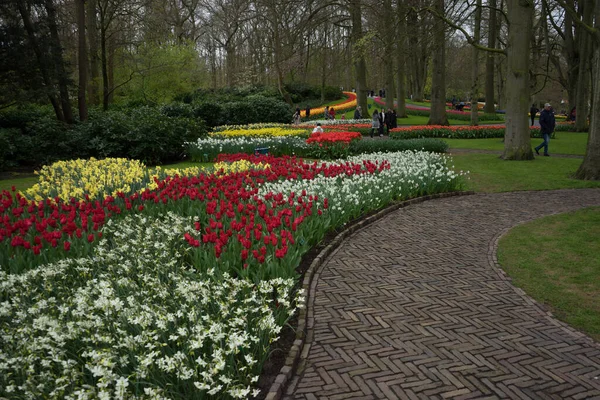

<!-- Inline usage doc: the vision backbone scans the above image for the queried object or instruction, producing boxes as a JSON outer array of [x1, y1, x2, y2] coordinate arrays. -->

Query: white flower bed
[[0, 213, 301, 399], [258, 151, 463, 225]]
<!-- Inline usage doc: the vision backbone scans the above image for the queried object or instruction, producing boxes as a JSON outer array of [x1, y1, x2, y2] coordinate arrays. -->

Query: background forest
[[0, 0, 599, 177]]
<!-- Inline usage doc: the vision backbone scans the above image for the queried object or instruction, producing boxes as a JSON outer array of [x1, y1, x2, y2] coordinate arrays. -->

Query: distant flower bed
[[390, 125, 549, 139], [301, 92, 357, 117], [373, 98, 503, 122], [211, 123, 289, 132], [210, 127, 309, 138], [299, 118, 371, 126]]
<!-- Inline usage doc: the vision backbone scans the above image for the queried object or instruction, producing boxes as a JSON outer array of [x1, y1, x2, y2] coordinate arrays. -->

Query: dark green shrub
[[159, 103, 195, 118], [193, 101, 225, 128]]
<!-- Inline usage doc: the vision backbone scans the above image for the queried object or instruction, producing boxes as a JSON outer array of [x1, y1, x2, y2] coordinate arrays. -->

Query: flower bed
[[390, 125, 551, 139], [187, 136, 309, 162], [210, 127, 309, 138], [298, 118, 372, 126], [0, 151, 463, 399], [211, 123, 290, 132], [373, 97, 504, 121], [300, 92, 357, 117]]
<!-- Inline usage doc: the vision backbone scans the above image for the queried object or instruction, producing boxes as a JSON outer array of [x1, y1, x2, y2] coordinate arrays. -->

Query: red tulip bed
[[0, 152, 463, 399]]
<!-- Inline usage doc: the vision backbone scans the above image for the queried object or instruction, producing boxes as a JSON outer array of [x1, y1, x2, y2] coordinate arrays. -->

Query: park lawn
[[444, 132, 589, 155], [0, 161, 214, 193], [450, 153, 600, 192], [497, 207, 600, 341]]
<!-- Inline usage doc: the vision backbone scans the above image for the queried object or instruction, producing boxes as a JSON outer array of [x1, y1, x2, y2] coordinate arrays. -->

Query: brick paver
[[286, 189, 600, 399]]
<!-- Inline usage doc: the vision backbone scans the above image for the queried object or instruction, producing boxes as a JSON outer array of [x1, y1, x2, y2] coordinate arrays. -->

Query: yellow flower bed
[[210, 127, 308, 138], [24, 158, 151, 202], [24, 158, 270, 201], [301, 91, 357, 117], [213, 160, 270, 175]]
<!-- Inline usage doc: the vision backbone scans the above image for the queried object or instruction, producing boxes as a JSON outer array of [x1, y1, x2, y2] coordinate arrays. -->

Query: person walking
[[535, 103, 555, 157], [293, 107, 301, 125], [354, 106, 362, 119], [378, 109, 385, 137], [324, 106, 329, 120], [305, 105, 311, 118], [391, 109, 398, 128], [371, 110, 380, 138], [530, 103, 539, 126]]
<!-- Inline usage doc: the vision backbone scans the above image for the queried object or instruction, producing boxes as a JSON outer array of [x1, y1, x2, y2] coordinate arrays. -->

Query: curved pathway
[[285, 189, 600, 400]]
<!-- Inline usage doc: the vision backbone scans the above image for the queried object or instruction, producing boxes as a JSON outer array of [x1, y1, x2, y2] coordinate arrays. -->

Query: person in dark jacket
[[378, 110, 385, 137], [384, 108, 393, 135], [353, 106, 362, 119], [530, 104, 539, 126], [305, 105, 311, 118], [535, 103, 555, 156], [392, 109, 398, 128]]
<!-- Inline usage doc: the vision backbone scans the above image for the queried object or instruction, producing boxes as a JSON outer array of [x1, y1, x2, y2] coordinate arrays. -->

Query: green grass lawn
[[444, 132, 589, 155], [450, 153, 600, 192], [498, 207, 600, 341]]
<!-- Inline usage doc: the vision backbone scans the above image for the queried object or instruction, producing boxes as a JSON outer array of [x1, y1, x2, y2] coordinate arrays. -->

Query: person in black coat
[[353, 106, 362, 119], [392, 109, 398, 129], [530, 104, 539, 126], [384, 108, 393, 135], [305, 105, 311, 118], [535, 103, 555, 156], [378, 110, 385, 137]]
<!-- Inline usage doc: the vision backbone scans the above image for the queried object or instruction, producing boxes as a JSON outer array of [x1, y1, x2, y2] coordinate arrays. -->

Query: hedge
[[390, 125, 553, 140]]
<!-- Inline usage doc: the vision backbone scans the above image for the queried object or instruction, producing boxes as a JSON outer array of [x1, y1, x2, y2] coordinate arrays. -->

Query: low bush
[[390, 125, 553, 140], [405, 108, 504, 121], [0, 105, 208, 170]]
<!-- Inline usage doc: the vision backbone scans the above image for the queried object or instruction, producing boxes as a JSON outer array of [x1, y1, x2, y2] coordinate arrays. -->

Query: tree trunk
[[87, 0, 100, 106], [484, 0, 497, 113], [45, 0, 74, 124], [17, 1, 64, 122], [574, 4, 600, 180], [427, 0, 448, 126], [471, 0, 482, 125], [108, 34, 115, 103], [77, 0, 88, 121], [383, 0, 395, 110], [502, 0, 534, 160], [225, 41, 237, 88], [574, 1, 593, 132], [395, 0, 407, 118], [350, 0, 369, 117]]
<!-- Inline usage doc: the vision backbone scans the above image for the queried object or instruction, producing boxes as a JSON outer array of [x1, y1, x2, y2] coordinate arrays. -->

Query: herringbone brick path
[[286, 189, 600, 400]]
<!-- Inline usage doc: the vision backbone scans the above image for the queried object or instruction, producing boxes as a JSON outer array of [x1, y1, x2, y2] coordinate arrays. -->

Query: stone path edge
[[264, 190, 476, 400], [487, 218, 600, 349]]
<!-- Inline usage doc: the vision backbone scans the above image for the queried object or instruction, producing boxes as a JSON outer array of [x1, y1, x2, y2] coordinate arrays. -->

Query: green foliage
[[112, 41, 207, 104], [0, 105, 208, 170], [193, 96, 293, 128], [405, 108, 504, 122]]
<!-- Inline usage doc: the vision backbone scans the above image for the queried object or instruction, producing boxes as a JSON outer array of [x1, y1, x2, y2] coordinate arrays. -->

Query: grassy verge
[[450, 153, 600, 192], [498, 207, 600, 341], [444, 132, 589, 155]]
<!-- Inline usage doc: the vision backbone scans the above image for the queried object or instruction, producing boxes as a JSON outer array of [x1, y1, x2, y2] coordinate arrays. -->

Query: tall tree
[[471, 0, 482, 125], [382, 0, 395, 110], [502, 0, 534, 160], [395, 0, 408, 118], [427, 0, 448, 125], [44, 0, 74, 123], [350, 0, 369, 117], [484, 0, 497, 113], [87, 0, 100, 105], [16, 1, 64, 121], [77, 0, 88, 121]]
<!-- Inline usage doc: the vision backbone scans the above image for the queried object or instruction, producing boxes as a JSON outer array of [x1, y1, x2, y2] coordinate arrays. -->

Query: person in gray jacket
[[371, 110, 380, 138]]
